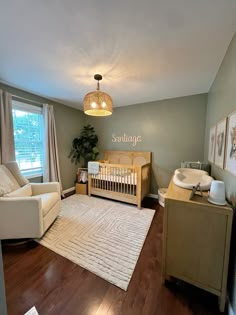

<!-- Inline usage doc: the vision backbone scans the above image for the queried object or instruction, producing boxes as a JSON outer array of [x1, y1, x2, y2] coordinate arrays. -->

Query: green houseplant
[[68, 124, 99, 167]]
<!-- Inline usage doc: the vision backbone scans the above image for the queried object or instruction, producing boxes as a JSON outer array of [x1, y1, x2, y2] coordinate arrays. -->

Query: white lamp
[[208, 180, 226, 205]]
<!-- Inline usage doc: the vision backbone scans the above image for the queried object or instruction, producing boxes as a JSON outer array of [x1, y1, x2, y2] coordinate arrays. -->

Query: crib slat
[[132, 170, 133, 195], [115, 168, 118, 192], [109, 166, 111, 191], [116, 167, 118, 192], [89, 162, 145, 208], [123, 167, 125, 192]]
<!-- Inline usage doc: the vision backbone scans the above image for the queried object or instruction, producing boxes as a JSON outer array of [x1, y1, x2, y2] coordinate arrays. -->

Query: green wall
[[204, 33, 236, 313], [53, 103, 85, 189], [0, 83, 85, 190], [204, 33, 236, 202], [86, 94, 207, 193]]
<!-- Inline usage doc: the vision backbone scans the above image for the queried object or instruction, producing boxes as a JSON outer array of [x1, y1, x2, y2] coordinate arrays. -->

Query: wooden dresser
[[162, 178, 233, 312]]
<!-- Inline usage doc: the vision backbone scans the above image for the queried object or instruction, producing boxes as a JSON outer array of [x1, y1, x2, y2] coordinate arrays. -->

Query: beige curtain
[[43, 104, 63, 192], [0, 90, 15, 164]]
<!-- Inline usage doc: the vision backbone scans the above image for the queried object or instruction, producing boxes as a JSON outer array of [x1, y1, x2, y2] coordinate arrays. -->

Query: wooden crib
[[88, 151, 151, 208]]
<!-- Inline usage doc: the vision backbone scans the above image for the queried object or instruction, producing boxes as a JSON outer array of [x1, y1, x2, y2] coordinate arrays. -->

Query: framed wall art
[[208, 125, 216, 163], [215, 118, 227, 168], [225, 110, 236, 175]]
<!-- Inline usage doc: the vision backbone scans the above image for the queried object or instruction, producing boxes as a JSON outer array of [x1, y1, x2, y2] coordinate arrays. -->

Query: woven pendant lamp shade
[[84, 74, 112, 116]]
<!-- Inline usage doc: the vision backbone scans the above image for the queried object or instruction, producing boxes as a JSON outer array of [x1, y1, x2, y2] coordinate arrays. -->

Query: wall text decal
[[112, 133, 142, 147]]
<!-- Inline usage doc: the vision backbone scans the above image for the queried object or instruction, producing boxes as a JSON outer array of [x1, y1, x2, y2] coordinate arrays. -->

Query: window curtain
[[43, 104, 63, 193], [0, 89, 15, 164]]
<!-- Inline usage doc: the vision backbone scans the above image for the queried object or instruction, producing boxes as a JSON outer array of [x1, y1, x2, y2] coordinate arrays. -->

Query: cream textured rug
[[37, 194, 155, 290]]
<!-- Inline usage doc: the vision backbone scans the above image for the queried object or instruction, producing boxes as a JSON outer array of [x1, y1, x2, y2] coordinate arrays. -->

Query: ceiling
[[0, 0, 236, 110]]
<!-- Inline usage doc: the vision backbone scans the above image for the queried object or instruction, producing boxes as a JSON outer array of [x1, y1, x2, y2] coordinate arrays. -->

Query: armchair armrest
[[0, 197, 44, 239], [31, 182, 60, 195]]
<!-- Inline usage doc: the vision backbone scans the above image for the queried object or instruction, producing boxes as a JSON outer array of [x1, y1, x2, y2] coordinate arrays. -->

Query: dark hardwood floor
[[2, 197, 225, 315]]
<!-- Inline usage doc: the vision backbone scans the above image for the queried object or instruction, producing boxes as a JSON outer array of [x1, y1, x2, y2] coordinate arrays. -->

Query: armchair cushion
[[31, 182, 60, 195], [4, 161, 29, 186], [0, 165, 20, 196], [4, 183, 32, 197]]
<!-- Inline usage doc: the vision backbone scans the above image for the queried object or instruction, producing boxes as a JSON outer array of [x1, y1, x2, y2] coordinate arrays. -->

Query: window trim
[[12, 99, 44, 178], [12, 100, 42, 114]]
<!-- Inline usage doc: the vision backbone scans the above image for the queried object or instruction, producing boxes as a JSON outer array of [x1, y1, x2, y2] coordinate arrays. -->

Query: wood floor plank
[[2, 197, 225, 315]]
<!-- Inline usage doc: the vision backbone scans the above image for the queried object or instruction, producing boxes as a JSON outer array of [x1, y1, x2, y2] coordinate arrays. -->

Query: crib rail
[[88, 162, 150, 208], [89, 163, 138, 195]]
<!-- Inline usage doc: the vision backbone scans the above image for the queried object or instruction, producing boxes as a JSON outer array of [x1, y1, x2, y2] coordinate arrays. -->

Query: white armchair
[[0, 162, 61, 240]]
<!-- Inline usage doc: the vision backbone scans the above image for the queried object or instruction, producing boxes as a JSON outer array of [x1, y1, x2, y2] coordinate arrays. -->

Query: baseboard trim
[[63, 187, 76, 195], [147, 193, 158, 199], [228, 298, 235, 315]]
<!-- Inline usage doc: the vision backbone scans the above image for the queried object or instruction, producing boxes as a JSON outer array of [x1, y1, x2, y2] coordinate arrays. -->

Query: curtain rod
[[12, 94, 43, 106]]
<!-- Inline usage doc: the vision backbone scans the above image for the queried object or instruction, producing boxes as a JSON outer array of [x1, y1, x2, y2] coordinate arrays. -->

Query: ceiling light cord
[[94, 74, 102, 91]]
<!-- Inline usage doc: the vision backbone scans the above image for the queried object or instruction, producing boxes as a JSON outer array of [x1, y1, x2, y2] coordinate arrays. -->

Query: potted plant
[[68, 124, 99, 168]]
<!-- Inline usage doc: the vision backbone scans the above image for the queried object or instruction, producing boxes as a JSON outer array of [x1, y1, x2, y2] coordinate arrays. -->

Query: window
[[12, 100, 44, 177]]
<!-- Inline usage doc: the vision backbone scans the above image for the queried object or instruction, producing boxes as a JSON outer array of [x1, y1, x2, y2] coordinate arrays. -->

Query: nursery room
[[0, 1, 236, 314]]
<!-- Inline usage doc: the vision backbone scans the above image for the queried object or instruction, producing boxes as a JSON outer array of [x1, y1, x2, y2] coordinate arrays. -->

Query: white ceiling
[[0, 0, 236, 110]]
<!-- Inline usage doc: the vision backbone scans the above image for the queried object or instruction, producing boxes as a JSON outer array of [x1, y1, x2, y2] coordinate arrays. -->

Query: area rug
[[36, 194, 155, 290]]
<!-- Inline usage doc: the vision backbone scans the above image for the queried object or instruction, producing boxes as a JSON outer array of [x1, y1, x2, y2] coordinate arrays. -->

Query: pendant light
[[83, 74, 112, 116]]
